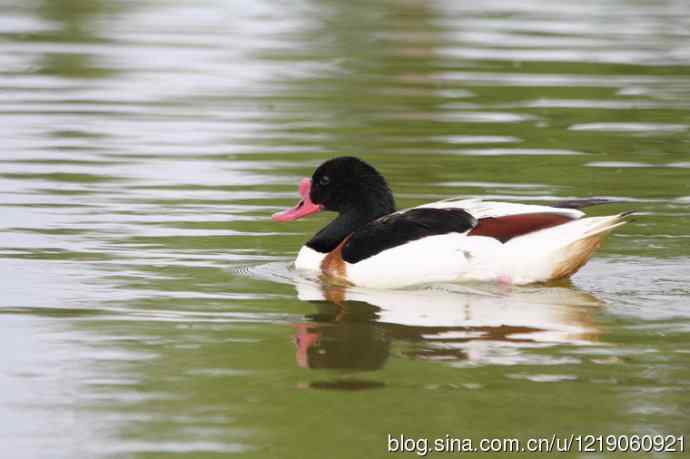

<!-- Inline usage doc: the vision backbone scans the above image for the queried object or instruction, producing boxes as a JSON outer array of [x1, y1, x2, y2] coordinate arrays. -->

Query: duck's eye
[[319, 175, 330, 186]]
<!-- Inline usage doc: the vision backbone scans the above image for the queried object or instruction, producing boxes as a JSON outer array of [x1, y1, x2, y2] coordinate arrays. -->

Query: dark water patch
[[307, 380, 386, 391]]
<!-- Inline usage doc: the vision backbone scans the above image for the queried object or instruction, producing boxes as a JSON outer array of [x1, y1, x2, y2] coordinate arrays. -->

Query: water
[[0, 0, 689, 457]]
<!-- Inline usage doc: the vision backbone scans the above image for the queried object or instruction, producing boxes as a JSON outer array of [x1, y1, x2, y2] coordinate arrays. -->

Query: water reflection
[[273, 0, 448, 156], [293, 278, 602, 371], [31, 0, 117, 78]]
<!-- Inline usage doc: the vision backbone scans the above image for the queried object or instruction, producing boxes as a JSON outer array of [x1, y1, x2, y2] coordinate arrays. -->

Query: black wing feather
[[341, 208, 477, 264]]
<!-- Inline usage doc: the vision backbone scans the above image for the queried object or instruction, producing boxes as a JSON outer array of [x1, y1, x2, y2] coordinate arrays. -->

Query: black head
[[271, 156, 397, 253], [309, 156, 395, 217]]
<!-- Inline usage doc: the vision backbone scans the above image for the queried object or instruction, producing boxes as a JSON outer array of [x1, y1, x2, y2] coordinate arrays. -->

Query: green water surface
[[0, 0, 688, 457]]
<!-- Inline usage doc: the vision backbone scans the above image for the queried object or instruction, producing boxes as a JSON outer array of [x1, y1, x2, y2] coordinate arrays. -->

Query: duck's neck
[[306, 200, 394, 254]]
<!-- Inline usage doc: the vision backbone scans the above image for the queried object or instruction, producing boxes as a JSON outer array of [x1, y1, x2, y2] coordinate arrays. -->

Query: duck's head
[[272, 156, 395, 222]]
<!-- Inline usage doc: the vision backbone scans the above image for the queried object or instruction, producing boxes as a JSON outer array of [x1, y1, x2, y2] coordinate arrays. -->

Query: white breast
[[294, 246, 326, 271]]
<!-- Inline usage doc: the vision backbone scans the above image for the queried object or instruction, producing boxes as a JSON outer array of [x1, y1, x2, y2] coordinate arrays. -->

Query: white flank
[[346, 232, 501, 288]]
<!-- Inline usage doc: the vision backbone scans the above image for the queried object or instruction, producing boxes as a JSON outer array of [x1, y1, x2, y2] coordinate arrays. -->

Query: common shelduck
[[272, 157, 630, 288]]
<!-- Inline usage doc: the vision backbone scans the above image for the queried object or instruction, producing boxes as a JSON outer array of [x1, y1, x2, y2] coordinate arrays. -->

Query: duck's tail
[[506, 212, 632, 283], [548, 213, 631, 280]]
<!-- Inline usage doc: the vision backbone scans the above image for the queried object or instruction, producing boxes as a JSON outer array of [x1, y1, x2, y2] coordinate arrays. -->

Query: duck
[[272, 156, 630, 289]]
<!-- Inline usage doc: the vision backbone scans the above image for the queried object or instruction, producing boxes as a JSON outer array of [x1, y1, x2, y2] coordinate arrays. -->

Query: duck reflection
[[293, 278, 602, 370]]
